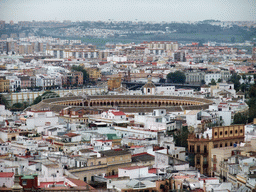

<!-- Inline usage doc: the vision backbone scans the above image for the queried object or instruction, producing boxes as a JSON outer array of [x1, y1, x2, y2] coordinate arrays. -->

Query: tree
[[246, 84, 256, 123], [32, 95, 42, 105], [159, 78, 166, 83], [71, 65, 89, 84], [167, 71, 186, 84], [242, 74, 246, 83], [218, 78, 222, 83], [233, 113, 247, 124], [32, 91, 59, 105], [209, 79, 216, 85], [248, 76, 252, 84], [229, 73, 241, 91], [11, 103, 24, 110], [172, 126, 189, 149], [240, 83, 246, 93], [0, 94, 9, 108], [16, 86, 21, 92]]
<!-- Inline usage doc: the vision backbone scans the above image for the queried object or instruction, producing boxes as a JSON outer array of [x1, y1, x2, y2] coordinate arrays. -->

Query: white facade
[[118, 166, 150, 179], [217, 111, 232, 126], [184, 110, 201, 128], [0, 143, 9, 155], [22, 111, 59, 130], [0, 105, 12, 118], [39, 164, 64, 184], [107, 55, 127, 62], [205, 73, 221, 85], [0, 173, 14, 188], [156, 86, 175, 95], [6, 76, 21, 92], [134, 115, 167, 132], [36, 74, 56, 88], [3, 157, 29, 174], [239, 74, 254, 84], [143, 86, 156, 95], [101, 110, 126, 120]]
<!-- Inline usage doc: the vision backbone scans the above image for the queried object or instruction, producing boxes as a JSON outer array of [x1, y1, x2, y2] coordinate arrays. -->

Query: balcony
[[212, 158, 217, 163]]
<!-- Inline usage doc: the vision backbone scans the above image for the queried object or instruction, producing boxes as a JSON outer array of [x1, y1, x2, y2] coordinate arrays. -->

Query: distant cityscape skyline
[[1, 0, 255, 23]]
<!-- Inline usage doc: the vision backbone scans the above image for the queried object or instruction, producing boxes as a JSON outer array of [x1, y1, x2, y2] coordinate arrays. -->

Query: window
[[230, 142, 233, 146], [176, 154, 179, 158], [22, 180, 27, 185], [215, 132, 217, 136], [220, 143, 222, 147], [190, 145, 195, 153], [214, 144, 218, 148], [225, 143, 227, 147], [225, 131, 227, 135], [148, 88, 150, 93], [235, 130, 238, 134], [197, 145, 200, 153], [230, 130, 233, 134], [197, 157, 200, 165], [240, 129, 243, 133], [203, 157, 207, 165], [98, 161, 101, 165], [220, 131, 222, 136]]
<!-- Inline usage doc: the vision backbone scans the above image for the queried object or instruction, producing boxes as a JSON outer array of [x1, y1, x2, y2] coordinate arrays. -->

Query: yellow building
[[107, 76, 121, 91], [188, 125, 244, 176], [0, 77, 10, 92], [68, 149, 131, 183], [86, 67, 101, 81]]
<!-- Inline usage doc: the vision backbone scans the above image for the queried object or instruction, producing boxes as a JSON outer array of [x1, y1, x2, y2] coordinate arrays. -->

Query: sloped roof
[[99, 149, 130, 157], [66, 178, 94, 189], [111, 111, 126, 116], [126, 179, 146, 188], [0, 172, 14, 178], [65, 133, 80, 137], [132, 153, 155, 162]]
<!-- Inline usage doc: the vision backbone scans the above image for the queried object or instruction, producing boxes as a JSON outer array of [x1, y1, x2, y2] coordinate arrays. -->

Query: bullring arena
[[30, 95, 214, 113]]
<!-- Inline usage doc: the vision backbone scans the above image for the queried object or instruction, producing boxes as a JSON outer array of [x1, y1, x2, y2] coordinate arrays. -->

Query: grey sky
[[0, 0, 255, 22]]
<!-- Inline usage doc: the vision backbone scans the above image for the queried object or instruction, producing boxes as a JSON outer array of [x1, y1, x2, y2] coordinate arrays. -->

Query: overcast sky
[[0, 0, 255, 22]]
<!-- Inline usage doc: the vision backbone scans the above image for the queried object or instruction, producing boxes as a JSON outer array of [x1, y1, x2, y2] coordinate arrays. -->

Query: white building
[[91, 138, 112, 151], [38, 164, 65, 184], [156, 86, 194, 96], [101, 109, 126, 120], [36, 74, 56, 88], [0, 172, 14, 188], [107, 55, 127, 62], [205, 73, 221, 85], [6, 75, 21, 92], [143, 76, 156, 95], [20, 110, 59, 130], [156, 86, 175, 95], [0, 143, 9, 155], [154, 151, 189, 171], [118, 166, 154, 179]]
